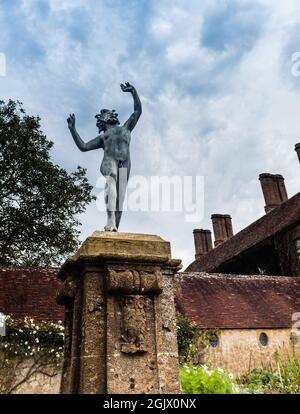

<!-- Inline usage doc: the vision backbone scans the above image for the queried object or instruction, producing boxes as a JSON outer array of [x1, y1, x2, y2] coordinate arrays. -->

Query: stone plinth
[[56, 232, 182, 394]]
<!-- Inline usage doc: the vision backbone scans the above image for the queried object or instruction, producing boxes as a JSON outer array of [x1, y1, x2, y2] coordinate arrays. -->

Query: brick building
[[178, 145, 300, 374], [187, 174, 300, 276], [176, 272, 300, 374]]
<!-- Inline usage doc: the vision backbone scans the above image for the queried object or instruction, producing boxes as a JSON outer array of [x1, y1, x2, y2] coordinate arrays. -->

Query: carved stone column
[[57, 232, 181, 394]]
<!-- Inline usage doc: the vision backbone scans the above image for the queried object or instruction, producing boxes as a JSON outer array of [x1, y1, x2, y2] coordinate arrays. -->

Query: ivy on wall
[[176, 314, 220, 365]]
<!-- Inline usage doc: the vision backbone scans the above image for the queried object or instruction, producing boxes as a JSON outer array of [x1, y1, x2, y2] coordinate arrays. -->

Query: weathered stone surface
[[107, 268, 162, 294], [11, 361, 61, 394], [57, 232, 181, 394]]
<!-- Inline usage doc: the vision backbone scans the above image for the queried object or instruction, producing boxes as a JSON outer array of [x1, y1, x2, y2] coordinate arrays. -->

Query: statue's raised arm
[[120, 82, 142, 132], [67, 113, 103, 152]]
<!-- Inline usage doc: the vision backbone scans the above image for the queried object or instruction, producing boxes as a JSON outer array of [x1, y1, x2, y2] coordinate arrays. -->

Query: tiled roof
[[2, 266, 300, 329], [176, 272, 300, 329], [186, 192, 300, 273]]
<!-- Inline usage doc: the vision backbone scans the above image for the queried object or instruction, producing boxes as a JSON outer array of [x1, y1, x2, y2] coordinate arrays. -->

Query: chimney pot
[[211, 214, 233, 247], [259, 173, 288, 213], [193, 229, 213, 259], [295, 143, 300, 163]]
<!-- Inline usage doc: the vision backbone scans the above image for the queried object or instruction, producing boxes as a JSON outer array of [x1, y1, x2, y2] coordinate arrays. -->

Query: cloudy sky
[[1, 0, 300, 268]]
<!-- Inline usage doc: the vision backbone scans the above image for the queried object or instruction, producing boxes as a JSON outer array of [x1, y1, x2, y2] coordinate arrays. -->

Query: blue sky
[[1, 0, 300, 268]]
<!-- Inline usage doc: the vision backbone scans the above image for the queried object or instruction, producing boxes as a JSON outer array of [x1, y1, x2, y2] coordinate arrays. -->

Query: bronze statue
[[67, 82, 142, 231]]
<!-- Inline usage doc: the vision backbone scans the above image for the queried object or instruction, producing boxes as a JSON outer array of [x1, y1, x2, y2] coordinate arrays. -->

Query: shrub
[[239, 354, 300, 394], [0, 316, 64, 394], [177, 315, 219, 364], [180, 364, 240, 394], [0, 315, 64, 358], [177, 316, 201, 363]]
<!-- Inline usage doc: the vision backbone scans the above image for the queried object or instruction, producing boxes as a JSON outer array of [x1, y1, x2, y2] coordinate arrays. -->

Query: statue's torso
[[102, 126, 131, 161]]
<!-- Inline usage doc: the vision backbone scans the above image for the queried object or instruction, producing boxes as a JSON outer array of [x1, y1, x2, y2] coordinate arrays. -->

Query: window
[[259, 332, 268, 346], [210, 334, 219, 348], [296, 239, 300, 266]]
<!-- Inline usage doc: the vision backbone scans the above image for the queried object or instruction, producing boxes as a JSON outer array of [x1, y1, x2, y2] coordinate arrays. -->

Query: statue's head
[[95, 109, 120, 132]]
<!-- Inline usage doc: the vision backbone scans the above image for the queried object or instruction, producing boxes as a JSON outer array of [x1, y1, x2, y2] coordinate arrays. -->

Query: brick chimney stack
[[259, 173, 288, 213], [295, 143, 300, 163], [193, 229, 213, 259], [211, 214, 233, 247]]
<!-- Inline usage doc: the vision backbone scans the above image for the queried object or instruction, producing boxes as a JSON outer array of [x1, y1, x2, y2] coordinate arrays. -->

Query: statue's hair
[[95, 109, 119, 131]]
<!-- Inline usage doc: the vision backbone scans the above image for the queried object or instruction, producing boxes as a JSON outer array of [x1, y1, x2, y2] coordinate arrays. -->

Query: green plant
[[0, 315, 64, 358], [177, 315, 201, 363], [0, 316, 64, 394], [239, 354, 300, 394], [239, 368, 275, 393], [177, 315, 219, 364], [180, 364, 239, 394]]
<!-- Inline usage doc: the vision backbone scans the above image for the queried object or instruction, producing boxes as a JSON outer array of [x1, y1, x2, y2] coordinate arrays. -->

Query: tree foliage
[[0, 99, 94, 266]]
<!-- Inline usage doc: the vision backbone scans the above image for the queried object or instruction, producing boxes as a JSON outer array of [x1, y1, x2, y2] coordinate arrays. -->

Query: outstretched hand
[[67, 113, 76, 130], [120, 82, 135, 93]]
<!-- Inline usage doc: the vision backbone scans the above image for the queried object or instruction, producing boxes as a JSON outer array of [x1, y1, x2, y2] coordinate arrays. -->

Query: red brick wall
[[0, 267, 64, 323]]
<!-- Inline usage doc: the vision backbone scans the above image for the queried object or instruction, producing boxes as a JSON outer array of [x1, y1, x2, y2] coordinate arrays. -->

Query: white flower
[[35, 338, 39, 343], [217, 368, 224, 374]]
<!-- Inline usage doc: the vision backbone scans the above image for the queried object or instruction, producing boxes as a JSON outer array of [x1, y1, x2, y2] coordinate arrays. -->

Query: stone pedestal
[[56, 232, 182, 394]]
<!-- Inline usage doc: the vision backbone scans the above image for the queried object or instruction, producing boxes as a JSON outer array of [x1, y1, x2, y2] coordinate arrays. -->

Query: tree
[[0, 99, 95, 266]]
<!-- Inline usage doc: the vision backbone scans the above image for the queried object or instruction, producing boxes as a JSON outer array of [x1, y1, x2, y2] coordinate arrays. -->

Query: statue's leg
[[101, 158, 118, 232], [116, 159, 131, 229]]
